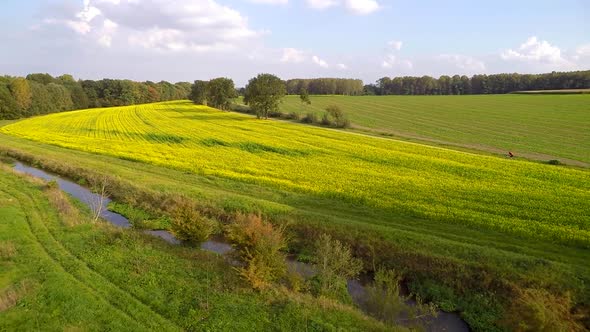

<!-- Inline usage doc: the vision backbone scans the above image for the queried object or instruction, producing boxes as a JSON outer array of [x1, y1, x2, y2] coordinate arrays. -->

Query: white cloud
[[573, 44, 590, 60], [43, 18, 92, 35], [501, 36, 567, 65], [41, 0, 263, 53], [280, 49, 339, 69], [381, 54, 395, 68], [306, 0, 338, 9], [437, 54, 486, 71], [281, 48, 306, 63], [381, 55, 412, 70], [97, 34, 112, 47], [96, 18, 118, 47], [76, 1, 102, 22], [312, 55, 329, 68], [344, 0, 380, 15], [381, 40, 411, 70], [65, 20, 93, 35], [387, 40, 402, 51], [103, 18, 117, 29], [306, 0, 380, 14], [248, 0, 288, 4]]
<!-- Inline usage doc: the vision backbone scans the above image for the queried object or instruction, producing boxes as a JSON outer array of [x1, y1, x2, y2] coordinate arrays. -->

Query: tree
[[174, 82, 192, 99], [57, 75, 89, 110], [9, 78, 32, 112], [147, 85, 160, 103], [206, 77, 236, 110], [0, 84, 19, 119], [189, 80, 208, 105], [243, 74, 286, 119], [363, 84, 377, 95], [28, 82, 54, 115], [87, 175, 109, 224], [313, 234, 362, 302], [46, 83, 74, 111], [26, 73, 54, 85], [438, 75, 451, 95], [299, 87, 311, 106]]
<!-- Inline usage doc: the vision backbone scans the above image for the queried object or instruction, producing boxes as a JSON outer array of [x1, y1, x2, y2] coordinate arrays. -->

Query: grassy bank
[[0, 164, 393, 330], [0, 101, 588, 330]]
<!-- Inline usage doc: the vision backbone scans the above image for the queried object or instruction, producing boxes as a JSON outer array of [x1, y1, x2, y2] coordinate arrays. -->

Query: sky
[[0, 0, 589, 86]]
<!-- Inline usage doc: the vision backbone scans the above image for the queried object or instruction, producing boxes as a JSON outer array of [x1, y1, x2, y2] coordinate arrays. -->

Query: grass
[[108, 201, 171, 230], [0, 164, 391, 331], [0, 100, 588, 330], [274, 94, 590, 165]]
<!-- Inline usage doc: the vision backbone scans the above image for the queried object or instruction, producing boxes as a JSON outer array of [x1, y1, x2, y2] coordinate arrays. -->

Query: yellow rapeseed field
[[3, 101, 589, 247]]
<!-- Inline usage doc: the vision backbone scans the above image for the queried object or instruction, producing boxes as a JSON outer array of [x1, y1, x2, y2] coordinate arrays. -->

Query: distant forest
[[285, 78, 365, 95], [0, 73, 191, 120], [365, 70, 590, 95], [1, 70, 588, 120]]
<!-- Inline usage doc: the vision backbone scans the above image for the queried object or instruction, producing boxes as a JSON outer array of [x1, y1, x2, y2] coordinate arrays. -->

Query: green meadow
[[277, 94, 590, 165]]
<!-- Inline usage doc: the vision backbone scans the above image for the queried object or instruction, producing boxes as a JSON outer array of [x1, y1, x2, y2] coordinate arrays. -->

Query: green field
[[277, 94, 590, 166], [511, 89, 590, 94], [0, 165, 390, 331], [1, 100, 589, 330]]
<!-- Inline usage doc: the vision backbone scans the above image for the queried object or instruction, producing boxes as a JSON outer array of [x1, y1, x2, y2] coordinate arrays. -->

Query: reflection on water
[[200, 239, 233, 255]]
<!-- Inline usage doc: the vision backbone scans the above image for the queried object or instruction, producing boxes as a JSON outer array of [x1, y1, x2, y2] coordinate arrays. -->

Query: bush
[[230, 103, 253, 114], [500, 288, 585, 332], [339, 118, 351, 128], [268, 111, 283, 118], [323, 105, 350, 128], [325, 105, 344, 120], [288, 112, 300, 121], [547, 159, 561, 165], [285, 268, 308, 293], [226, 213, 287, 289], [46, 179, 59, 190], [365, 269, 437, 327], [321, 113, 333, 126], [170, 200, 216, 244], [301, 112, 318, 124], [312, 234, 362, 302], [0, 155, 14, 165]]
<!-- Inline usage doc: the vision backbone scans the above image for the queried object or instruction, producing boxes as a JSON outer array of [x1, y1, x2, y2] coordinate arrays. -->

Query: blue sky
[[1, 0, 588, 85]]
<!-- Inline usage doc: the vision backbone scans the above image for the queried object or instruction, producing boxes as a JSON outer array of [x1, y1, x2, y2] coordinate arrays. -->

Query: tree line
[[365, 70, 590, 95], [3, 70, 589, 120], [286, 78, 364, 95], [0, 73, 191, 120]]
